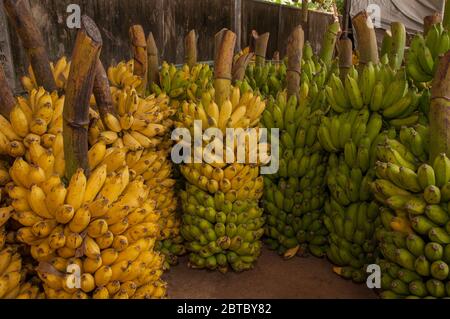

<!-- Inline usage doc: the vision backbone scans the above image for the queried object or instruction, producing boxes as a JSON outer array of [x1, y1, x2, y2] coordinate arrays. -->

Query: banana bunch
[[7, 148, 167, 299], [89, 89, 175, 151], [318, 109, 387, 154], [371, 125, 450, 298], [407, 24, 450, 84], [177, 87, 266, 133], [0, 246, 24, 298], [21, 57, 71, 92], [0, 87, 64, 161], [151, 62, 213, 102], [242, 61, 287, 98], [325, 62, 422, 127], [107, 60, 143, 91], [325, 200, 381, 283], [180, 184, 264, 272]]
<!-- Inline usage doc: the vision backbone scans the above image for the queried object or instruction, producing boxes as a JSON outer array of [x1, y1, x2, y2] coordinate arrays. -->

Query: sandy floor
[[164, 247, 378, 299]]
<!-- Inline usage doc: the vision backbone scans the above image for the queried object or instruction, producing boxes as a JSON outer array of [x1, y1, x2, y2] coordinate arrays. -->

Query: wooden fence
[[0, 0, 335, 92]]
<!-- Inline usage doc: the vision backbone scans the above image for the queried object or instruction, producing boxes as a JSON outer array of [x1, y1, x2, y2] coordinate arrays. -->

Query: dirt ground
[[164, 248, 377, 299]]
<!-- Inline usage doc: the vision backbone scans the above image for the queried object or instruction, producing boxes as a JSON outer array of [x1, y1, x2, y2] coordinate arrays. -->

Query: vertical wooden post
[[0, 63, 15, 118], [185, 30, 198, 68], [63, 15, 102, 180], [3, 0, 57, 92], [252, 31, 270, 66], [424, 13, 442, 35], [430, 52, 450, 163], [341, 0, 351, 38], [129, 25, 148, 95], [286, 26, 304, 99], [352, 11, 379, 67], [301, 0, 309, 41], [233, 0, 242, 53], [214, 30, 236, 107], [147, 32, 160, 87]]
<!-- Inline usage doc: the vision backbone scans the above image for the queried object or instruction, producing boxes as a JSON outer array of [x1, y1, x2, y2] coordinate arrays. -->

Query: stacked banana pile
[[370, 125, 450, 298], [407, 23, 450, 84], [108, 60, 144, 93], [319, 60, 423, 282], [150, 62, 213, 102], [242, 61, 287, 98], [262, 90, 329, 258], [177, 87, 267, 272]]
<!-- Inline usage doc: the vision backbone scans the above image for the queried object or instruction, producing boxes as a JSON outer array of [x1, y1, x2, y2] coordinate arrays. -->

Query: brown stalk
[[337, 38, 353, 81], [286, 26, 304, 99], [147, 32, 160, 87], [424, 13, 442, 35], [129, 25, 148, 94], [0, 64, 16, 118], [352, 10, 379, 67], [63, 15, 102, 180], [251, 31, 269, 66], [185, 30, 198, 68], [93, 60, 116, 123], [214, 30, 237, 107], [232, 52, 255, 83], [3, 0, 57, 92]]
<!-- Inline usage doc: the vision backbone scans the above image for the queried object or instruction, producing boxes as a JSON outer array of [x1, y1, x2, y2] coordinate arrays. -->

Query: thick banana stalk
[[443, 0, 450, 30], [63, 15, 103, 180], [0, 64, 15, 118], [147, 32, 160, 87], [430, 51, 450, 163], [214, 29, 236, 107], [185, 30, 198, 68], [424, 13, 442, 36], [3, 0, 57, 92], [93, 60, 117, 124], [252, 31, 270, 67], [286, 26, 304, 99], [232, 53, 254, 83], [319, 21, 340, 66], [352, 10, 379, 67], [337, 38, 353, 81], [129, 25, 148, 95]]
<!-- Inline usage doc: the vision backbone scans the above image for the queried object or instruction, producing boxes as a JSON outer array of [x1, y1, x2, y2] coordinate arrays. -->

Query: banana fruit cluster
[[0, 87, 64, 161], [261, 91, 328, 257], [177, 87, 266, 132], [371, 125, 450, 298], [151, 62, 213, 102], [180, 185, 264, 272], [325, 62, 422, 128], [108, 60, 143, 92], [242, 61, 287, 98], [0, 246, 23, 299], [21, 57, 71, 92], [407, 24, 450, 83]]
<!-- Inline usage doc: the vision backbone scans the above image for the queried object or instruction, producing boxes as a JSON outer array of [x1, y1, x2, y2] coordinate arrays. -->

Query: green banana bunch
[[406, 23, 450, 84], [156, 236, 186, 269], [261, 87, 329, 258], [324, 199, 381, 283], [373, 123, 450, 298], [151, 62, 213, 101], [325, 62, 422, 127], [180, 185, 265, 272], [242, 61, 287, 98]]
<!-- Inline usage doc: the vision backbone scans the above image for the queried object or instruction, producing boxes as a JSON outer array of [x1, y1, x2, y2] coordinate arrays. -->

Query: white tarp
[[350, 0, 445, 33]]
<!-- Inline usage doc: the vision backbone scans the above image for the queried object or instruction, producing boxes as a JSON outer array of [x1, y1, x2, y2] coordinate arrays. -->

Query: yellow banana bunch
[[89, 89, 175, 152], [107, 60, 143, 91], [177, 87, 266, 133], [7, 148, 167, 299], [0, 87, 64, 164], [0, 246, 23, 299], [21, 57, 71, 92]]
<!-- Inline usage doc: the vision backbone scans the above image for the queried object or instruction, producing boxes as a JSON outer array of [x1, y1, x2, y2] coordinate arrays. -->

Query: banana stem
[[443, 0, 450, 30], [320, 21, 341, 65], [252, 31, 270, 66], [273, 51, 280, 62], [430, 51, 450, 163], [147, 32, 160, 87], [3, 0, 57, 92], [232, 52, 254, 83], [129, 25, 148, 95], [389, 22, 406, 70], [63, 15, 102, 180], [352, 10, 379, 67], [424, 13, 442, 35], [286, 25, 304, 99], [214, 29, 236, 107], [380, 30, 392, 58], [0, 63, 15, 118], [93, 60, 117, 123], [337, 38, 353, 81], [185, 30, 198, 68]]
